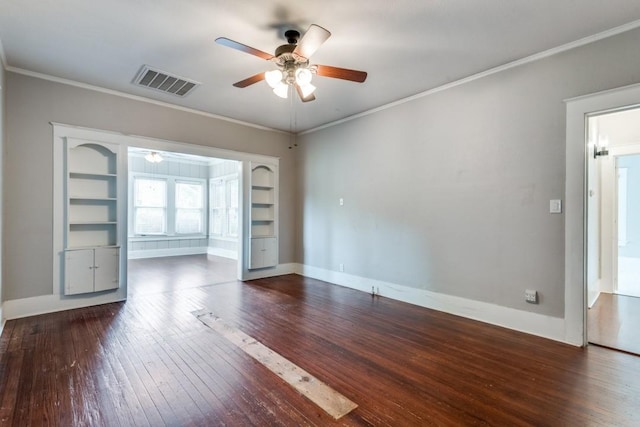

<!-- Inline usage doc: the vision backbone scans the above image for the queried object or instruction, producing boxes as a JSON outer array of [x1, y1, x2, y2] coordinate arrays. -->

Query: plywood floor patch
[[192, 309, 358, 420]]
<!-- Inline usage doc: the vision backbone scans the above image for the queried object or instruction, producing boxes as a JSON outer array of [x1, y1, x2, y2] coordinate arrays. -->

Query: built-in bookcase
[[64, 139, 121, 294], [249, 162, 278, 269]]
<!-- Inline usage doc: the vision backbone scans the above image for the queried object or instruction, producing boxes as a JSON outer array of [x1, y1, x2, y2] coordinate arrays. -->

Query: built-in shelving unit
[[249, 162, 278, 269], [64, 140, 121, 294]]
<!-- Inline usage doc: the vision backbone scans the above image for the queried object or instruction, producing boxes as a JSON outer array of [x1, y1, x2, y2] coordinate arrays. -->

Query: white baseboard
[[243, 263, 298, 281], [3, 290, 127, 320], [588, 290, 601, 308], [3, 263, 568, 346], [207, 247, 238, 260], [128, 246, 208, 260], [296, 264, 568, 345]]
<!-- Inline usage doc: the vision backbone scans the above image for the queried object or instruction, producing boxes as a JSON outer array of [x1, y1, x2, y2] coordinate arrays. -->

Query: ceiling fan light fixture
[[265, 69, 283, 88], [295, 68, 313, 85], [273, 83, 289, 99], [299, 82, 316, 98]]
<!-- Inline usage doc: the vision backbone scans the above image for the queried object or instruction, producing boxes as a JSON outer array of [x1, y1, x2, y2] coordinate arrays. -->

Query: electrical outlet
[[339, 263, 344, 272], [525, 289, 538, 304]]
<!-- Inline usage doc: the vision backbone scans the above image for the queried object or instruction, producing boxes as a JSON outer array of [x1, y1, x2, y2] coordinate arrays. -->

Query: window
[[131, 174, 205, 236], [210, 176, 239, 238], [175, 181, 204, 234], [133, 178, 167, 234]]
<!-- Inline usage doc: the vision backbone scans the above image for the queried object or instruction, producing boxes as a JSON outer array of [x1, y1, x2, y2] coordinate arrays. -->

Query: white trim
[[8, 67, 286, 134], [588, 290, 601, 309], [5, 19, 640, 137], [52, 122, 280, 164], [3, 292, 126, 321], [207, 247, 238, 260], [296, 264, 568, 344], [300, 19, 640, 136], [565, 83, 640, 347], [127, 246, 208, 260], [243, 263, 297, 281], [0, 308, 4, 336]]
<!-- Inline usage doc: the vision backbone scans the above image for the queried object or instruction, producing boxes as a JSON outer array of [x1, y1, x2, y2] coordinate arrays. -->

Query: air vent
[[133, 65, 200, 97]]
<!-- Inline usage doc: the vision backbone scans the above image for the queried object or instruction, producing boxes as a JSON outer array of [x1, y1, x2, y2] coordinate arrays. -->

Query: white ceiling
[[2, 1, 640, 132]]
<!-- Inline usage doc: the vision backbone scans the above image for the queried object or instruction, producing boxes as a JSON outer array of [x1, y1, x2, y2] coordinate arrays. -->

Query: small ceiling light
[[145, 151, 163, 163]]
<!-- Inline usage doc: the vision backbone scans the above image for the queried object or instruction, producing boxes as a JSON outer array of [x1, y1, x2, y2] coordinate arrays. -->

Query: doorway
[[126, 147, 240, 296], [586, 108, 640, 355]]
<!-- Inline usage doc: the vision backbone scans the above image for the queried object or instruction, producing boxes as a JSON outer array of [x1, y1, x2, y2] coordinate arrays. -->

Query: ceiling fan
[[215, 24, 367, 102]]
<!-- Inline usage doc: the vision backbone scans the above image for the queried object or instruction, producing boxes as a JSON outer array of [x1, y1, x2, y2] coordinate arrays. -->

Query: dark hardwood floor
[[588, 292, 640, 355], [127, 254, 237, 295], [2, 275, 640, 426]]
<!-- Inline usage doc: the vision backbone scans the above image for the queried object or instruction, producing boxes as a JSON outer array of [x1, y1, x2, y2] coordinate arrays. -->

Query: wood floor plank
[[588, 293, 640, 355], [2, 270, 640, 425]]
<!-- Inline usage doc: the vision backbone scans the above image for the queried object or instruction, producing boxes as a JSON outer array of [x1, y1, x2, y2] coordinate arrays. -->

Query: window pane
[[135, 207, 165, 234], [134, 179, 166, 207], [176, 209, 202, 234], [211, 208, 223, 235], [228, 208, 239, 237], [176, 182, 203, 209], [212, 181, 225, 208], [227, 179, 239, 208]]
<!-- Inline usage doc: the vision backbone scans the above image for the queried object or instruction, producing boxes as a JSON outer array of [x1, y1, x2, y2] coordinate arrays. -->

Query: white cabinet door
[[65, 249, 95, 295], [250, 237, 278, 269], [94, 247, 119, 292], [262, 237, 278, 267]]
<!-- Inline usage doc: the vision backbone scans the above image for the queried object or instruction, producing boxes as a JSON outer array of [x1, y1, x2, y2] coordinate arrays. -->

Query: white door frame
[[565, 83, 640, 346]]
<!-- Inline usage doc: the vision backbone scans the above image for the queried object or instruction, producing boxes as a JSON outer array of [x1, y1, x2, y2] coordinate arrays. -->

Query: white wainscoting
[[207, 247, 238, 260], [127, 246, 208, 260]]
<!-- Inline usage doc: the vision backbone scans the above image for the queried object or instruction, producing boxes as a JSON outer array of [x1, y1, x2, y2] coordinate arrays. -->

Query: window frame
[[132, 176, 168, 236], [130, 172, 207, 238], [209, 174, 239, 239]]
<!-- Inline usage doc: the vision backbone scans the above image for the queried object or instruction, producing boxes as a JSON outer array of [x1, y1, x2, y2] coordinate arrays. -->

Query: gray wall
[[297, 27, 640, 318], [4, 72, 293, 301], [618, 154, 640, 258]]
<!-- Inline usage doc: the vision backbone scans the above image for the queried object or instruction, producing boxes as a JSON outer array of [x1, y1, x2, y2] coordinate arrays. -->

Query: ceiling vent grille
[[133, 65, 200, 97]]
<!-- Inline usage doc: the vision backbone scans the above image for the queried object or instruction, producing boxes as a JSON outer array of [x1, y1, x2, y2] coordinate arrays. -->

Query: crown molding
[[6, 66, 287, 134], [300, 18, 640, 136]]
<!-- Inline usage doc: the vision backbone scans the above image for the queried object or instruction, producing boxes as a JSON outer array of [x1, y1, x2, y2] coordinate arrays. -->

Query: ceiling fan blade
[[315, 65, 368, 83], [233, 73, 265, 88], [215, 37, 274, 60], [293, 24, 331, 60], [295, 84, 316, 102]]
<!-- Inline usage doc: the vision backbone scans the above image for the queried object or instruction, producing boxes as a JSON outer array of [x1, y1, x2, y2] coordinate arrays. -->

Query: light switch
[[550, 199, 562, 214]]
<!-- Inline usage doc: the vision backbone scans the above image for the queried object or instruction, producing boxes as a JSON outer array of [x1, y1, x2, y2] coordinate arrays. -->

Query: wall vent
[[133, 65, 200, 97]]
